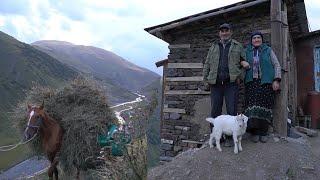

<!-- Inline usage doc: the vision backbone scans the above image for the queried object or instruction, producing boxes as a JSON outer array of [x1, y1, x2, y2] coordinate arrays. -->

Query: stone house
[[146, 0, 319, 159]]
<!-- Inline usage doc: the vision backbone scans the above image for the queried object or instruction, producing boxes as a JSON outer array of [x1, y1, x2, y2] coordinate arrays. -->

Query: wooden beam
[[163, 108, 186, 114], [259, 28, 271, 34], [295, 126, 318, 137], [161, 138, 174, 144], [166, 76, 204, 81], [181, 140, 204, 144], [167, 63, 203, 69], [168, 44, 191, 49], [165, 90, 210, 95], [271, 0, 288, 137]]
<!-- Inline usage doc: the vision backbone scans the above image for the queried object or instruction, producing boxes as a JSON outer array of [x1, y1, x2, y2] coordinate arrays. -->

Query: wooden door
[[314, 46, 320, 92]]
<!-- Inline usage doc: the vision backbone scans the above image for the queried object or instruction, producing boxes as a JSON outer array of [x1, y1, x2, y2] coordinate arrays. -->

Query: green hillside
[[0, 31, 78, 170]]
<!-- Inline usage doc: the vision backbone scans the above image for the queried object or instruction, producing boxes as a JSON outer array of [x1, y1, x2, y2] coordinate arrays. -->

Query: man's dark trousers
[[210, 82, 238, 119]]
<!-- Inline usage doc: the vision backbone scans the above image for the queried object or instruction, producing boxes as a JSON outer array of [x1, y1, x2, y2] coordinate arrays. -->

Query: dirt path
[[148, 135, 320, 180], [309, 131, 320, 158]]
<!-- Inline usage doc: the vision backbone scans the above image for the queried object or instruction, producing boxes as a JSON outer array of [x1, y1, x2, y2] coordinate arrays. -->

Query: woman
[[244, 31, 281, 143]]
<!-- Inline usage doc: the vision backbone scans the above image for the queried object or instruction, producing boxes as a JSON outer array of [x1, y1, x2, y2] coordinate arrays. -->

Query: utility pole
[[271, 0, 288, 136]]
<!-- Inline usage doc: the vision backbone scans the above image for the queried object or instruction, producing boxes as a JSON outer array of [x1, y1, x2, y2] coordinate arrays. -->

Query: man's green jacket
[[203, 39, 246, 84]]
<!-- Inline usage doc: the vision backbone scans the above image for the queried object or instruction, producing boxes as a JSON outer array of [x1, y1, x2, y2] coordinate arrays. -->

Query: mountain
[[31, 40, 160, 92], [0, 31, 78, 136]]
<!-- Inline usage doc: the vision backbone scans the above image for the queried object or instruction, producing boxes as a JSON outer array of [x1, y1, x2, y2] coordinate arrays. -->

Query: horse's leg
[[47, 154, 54, 180], [52, 157, 59, 180], [76, 167, 80, 180]]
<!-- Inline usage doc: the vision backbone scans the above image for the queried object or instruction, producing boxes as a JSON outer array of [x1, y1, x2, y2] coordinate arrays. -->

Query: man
[[203, 23, 249, 146]]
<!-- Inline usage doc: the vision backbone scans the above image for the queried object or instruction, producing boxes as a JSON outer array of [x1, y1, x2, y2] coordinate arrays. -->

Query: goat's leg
[[233, 133, 239, 154], [238, 136, 243, 152], [209, 130, 214, 148], [215, 132, 222, 152]]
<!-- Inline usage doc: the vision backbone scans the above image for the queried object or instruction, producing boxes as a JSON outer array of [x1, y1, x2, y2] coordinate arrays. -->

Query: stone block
[[160, 143, 173, 151], [170, 112, 181, 120]]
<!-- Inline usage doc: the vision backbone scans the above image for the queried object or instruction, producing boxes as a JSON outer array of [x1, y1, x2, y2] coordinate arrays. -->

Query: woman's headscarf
[[250, 31, 263, 44]]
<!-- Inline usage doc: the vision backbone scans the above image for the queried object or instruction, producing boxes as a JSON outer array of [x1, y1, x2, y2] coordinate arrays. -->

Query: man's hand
[[240, 61, 250, 69], [204, 82, 210, 91], [272, 81, 280, 91]]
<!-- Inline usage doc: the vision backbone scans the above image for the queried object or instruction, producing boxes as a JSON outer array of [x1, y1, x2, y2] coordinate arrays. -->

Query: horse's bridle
[[27, 115, 43, 129]]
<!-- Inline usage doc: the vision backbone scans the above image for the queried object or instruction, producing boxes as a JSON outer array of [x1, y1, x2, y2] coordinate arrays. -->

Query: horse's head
[[24, 101, 45, 140]]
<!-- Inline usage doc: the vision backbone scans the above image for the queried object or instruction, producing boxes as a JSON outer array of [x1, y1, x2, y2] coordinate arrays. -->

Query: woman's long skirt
[[244, 79, 275, 136]]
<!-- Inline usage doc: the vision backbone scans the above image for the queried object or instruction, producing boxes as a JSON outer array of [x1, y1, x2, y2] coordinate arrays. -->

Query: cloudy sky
[[0, 0, 319, 75]]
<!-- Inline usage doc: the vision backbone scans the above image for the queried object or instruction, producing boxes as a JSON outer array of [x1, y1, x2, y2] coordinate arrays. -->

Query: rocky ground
[[0, 156, 49, 179], [148, 132, 320, 180]]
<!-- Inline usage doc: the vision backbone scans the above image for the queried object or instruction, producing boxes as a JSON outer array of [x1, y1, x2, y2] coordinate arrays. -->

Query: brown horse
[[25, 102, 63, 180]]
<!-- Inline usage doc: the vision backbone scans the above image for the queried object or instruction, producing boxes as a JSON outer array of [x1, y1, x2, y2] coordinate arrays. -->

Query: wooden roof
[[145, 0, 309, 42], [295, 29, 320, 41], [155, 59, 168, 67]]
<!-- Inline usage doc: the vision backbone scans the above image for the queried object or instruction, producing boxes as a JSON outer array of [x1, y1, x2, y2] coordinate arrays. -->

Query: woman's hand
[[272, 81, 280, 91], [240, 61, 250, 69]]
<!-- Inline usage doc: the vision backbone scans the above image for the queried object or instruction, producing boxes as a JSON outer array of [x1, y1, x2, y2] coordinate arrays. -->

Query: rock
[[170, 113, 181, 120], [296, 126, 318, 137], [164, 113, 170, 120], [175, 126, 190, 131], [161, 144, 173, 151], [174, 146, 182, 152], [159, 156, 173, 162]]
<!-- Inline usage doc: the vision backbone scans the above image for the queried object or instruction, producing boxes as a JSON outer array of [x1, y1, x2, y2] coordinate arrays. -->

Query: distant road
[[111, 93, 145, 124], [0, 156, 49, 179]]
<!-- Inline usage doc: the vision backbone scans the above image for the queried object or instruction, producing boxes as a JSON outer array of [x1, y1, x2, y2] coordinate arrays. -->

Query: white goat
[[206, 114, 248, 154]]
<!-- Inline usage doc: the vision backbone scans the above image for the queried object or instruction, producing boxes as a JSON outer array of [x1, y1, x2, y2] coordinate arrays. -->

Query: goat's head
[[236, 114, 248, 129]]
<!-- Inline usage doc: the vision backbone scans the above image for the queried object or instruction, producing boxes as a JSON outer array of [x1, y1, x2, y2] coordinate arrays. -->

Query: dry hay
[[12, 77, 117, 174]]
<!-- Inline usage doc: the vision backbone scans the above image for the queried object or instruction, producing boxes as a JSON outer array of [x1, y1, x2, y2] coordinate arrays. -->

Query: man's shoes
[[259, 136, 268, 143], [251, 135, 259, 143]]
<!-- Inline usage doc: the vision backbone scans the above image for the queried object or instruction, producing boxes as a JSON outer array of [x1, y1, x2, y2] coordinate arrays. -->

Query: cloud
[[305, 0, 320, 31], [0, 0, 30, 15], [0, 0, 319, 75]]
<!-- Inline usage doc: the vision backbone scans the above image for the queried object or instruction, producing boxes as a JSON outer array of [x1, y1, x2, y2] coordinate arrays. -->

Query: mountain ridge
[[31, 40, 160, 92]]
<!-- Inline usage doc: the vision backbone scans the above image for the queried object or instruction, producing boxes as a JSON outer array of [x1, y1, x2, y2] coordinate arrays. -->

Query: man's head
[[219, 23, 232, 41]]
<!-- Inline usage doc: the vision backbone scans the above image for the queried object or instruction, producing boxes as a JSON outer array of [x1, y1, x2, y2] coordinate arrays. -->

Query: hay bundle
[[12, 77, 117, 174]]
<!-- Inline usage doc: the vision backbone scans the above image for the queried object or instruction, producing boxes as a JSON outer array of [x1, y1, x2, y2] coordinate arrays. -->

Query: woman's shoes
[[259, 136, 268, 143], [250, 134, 269, 143], [251, 135, 259, 143]]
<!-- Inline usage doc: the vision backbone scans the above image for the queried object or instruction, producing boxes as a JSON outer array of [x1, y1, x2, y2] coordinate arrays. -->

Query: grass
[[0, 135, 31, 171], [0, 113, 31, 171]]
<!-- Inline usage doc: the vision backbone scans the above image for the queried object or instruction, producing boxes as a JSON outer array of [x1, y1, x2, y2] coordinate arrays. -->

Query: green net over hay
[[12, 77, 117, 174]]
